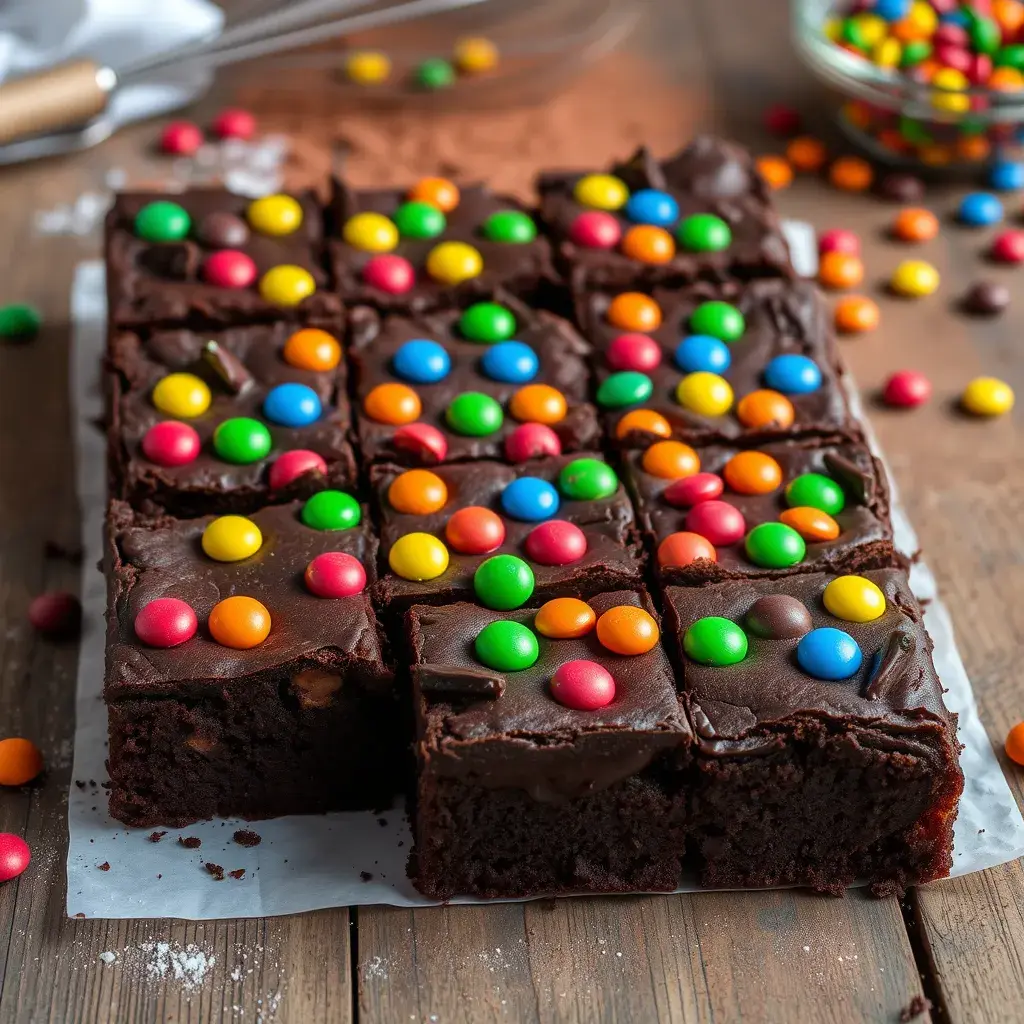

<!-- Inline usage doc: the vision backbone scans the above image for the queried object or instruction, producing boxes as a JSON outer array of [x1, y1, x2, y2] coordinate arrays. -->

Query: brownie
[[623, 438, 895, 585], [372, 454, 643, 610], [584, 279, 860, 447], [408, 590, 692, 898], [348, 293, 599, 466], [104, 499, 402, 828], [537, 137, 794, 293], [107, 322, 356, 517], [327, 181, 556, 312], [663, 570, 963, 892], [105, 189, 338, 328]]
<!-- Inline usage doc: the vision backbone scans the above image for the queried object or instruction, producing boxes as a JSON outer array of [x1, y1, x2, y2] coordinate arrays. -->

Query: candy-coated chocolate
[[786, 135, 827, 172], [0, 834, 31, 883], [134, 200, 190, 242], [388, 468, 448, 515], [550, 660, 616, 711], [394, 422, 449, 462], [195, 211, 249, 248], [657, 531, 717, 568], [365, 381, 422, 425], [480, 341, 538, 384], [393, 339, 452, 383], [504, 422, 561, 462], [829, 155, 874, 192], [203, 248, 256, 289], [642, 440, 699, 479], [780, 506, 841, 541], [212, 417, 271, 464], [676, 213, 732, 252], [989, 158, 1024, 190], [414, 57, 455, 89], [689, 300, 744, 341], [0, 302, 41, 339], [596, 371, 653, 408], [346, 50, 391, 84], [889, 259, 939, 297], [615, 409, 672, 439], [675, 335, 731, 375], [409, 177, 460, 212], [958, 192, 1003, 226], [474, 620, 539, 671], [882, 370, 932, 408], [744, 521, 806, 568], [559, 457, 618, 500], [27, 591, 80, 637], [524, 520, 588, 565], [607, 332, 661, 371], [534, 597, 596, 639], [268, 449, 327, 490], [746, 594, 812, 639], [596, 605, 659, 655], [573, 173, 629, 210], [212, 107, 256, 139], [961, 375, 1015, 415], [664, 472, 724, 507], [304, 552, 367, 598], [785, 472, 845, 514], [736, 389, 795, 429], [685, 499, 745, 546], [724, 451, 782, 495], [389, 532, 450, 580], [509, 383, 567, 424], [483, 210, 537, 244], [141, 420, 200, 467], [0, 738, 42, 787], [755, 155, 794, 190], [819, 251, 865, 290], [283, 328, 341, 371], [683, 616, 748, 666], [1008, 721, 1024, 764], [363, 254, 415, 294], [963, 280, 1010, 316], [301, 489, 361, 530], [426, 241, 483, 284], [262, 382, 322, 427], [459, 301, 515, 342], [393, 201, 446, 239], [446, 391, 504, 435], [834, 295, 880, 334], [160, 120, 202, 155], [248, 194, 302, 236], [454, 36, 499, 74], [606, 292, 662, 332], [259, 265, 315, 306], [501, 476, 559, 520], [569, 210, 622, 249], [134, 598, 198, 648], [621, 224, 676, 264], [818, 228, 860, 256], [625, 188, 680, 227], [474, 553, 535, 610], [763, 354, 822, 395], [763, 102, 802, 135], [343, 212, 398, 252], [823, 574, 886, 623], [202, 515, 263, 562], [209, 595, 271, 649], [676, 371, 734, 417], [990, 229, 1024, 263], [445, 506, 505, 554], [152, 372, 210, 418], [797, 627, 862, 680]]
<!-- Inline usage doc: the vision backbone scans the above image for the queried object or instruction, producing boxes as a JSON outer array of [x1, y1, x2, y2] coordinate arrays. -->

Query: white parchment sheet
[[66, 250, 1024, 919]]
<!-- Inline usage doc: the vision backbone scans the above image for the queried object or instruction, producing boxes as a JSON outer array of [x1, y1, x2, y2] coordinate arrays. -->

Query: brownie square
[[327, 181, 556, 312], [107, 321, 356, 517], [372, 454, 643, 610], [349, 293, 599, 466], [663, 570, 963, 892], [622, 438, 895, 585], [104, 499, 401, 828], [408, 590, 692, 898], [105, 189, 338, 328], [537, 137, 794, 293], [584, 279, 859, 448]]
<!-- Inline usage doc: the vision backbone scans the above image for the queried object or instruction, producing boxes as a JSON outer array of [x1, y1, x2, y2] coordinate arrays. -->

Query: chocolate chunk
[[98, 862, 110, 871], [194, 210, 250, 249], [148, 831, 167, 842], [416, 665, 506, 700], [233, 829, 262, 847], [875, 172, 925, 203], [203, 339, 253, 394], [746, 595, 813, 639], [205, 862, 225, 880], [962, 280, 1010, 316], [229, 868, 246, 880], [178, 836, 202, 849]]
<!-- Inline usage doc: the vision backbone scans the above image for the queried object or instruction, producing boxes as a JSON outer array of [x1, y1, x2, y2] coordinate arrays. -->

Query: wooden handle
[[0, 60, 114, 146]]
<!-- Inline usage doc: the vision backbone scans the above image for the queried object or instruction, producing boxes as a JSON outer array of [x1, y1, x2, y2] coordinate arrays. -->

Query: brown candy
[[195, 211, 250, 248], [875, 172, 925, 204], [962, 280, 1010, 316], [746, 595, 813, 640]]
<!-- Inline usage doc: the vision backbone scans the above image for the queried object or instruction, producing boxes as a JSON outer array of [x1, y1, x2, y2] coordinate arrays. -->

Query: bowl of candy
[[794, 0, 1024, 172]]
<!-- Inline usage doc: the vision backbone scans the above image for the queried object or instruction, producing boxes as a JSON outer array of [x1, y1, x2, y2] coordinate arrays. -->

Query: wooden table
[[2, 3, 1024, 1021]]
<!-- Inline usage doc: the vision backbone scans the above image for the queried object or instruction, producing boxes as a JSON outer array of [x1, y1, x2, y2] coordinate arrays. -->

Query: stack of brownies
[[102, 136, 964, 900]]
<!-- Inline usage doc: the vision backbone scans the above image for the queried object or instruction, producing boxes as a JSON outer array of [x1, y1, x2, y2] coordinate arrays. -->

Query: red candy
[[203, 250, 257, 289], [212, 108, 256, 140], [657, 531, 717, 568], [605, 333, 662, 372], [362, 254, 415, 294], [524, 520, 588, 566], [569, 211, 622, 250], [0, 833, 30, 883], [504, 422, 561, 463], [818, 229, 860, 257], [160, 120, 203, 155], [393, 422, 449, 463], [763, 103, 802, 137], [882, 370, 932, 408], [933, 23, 968, 47], [663, 472, 724, 508], [445, 506, 506, 555], [304, 552, 367, 598], [991, 230, 1024, 263], [685, 500, 745, 546], [134, 598, 198, 648], [142, 420, 201, 467], [28, 591, 81, 637], [935, 43, 972, 74], [268, 449, 327, 491], [549, 659, 616, 711]]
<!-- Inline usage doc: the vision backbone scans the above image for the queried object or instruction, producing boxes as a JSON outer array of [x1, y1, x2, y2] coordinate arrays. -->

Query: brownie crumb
[[97, 862, 110, 872], [148, 831, 167, 843], [178, 836, 202, 849], [74, 913, 86, 918], [869, 879, 905, 899], [899, 995, 932, 1021], [360, 871, 373, 882], [232, 829, 262, 848], [205, 862, 225, 881], [229, 869, 245, 880], [377, 817, 388, 828], [75, 780, 86, 790]]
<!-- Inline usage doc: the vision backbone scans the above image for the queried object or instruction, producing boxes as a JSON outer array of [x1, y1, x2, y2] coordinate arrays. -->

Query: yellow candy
[[573, 174, 629, 211], [931, 68, 969, 114], [872, 37, 902, 69], [889, 259, 939, 298], [389, 532, 450, 581], [247, 194, 303, 236], [152, 372, 211, 418], [852, 13, 887, 47], [202, 515, 263, 563], [675, 372, 734, 417], [908, 0, 938, 35], [454, 36, 499, 74], [823, 16, 843, 41], [425, 241, 483, 284], [259, 265, 316, 306], [961, 376, 1015, 417], [823, 575, 886, 623], [342, 212, 398, 253], [346, 50, 391, 85]]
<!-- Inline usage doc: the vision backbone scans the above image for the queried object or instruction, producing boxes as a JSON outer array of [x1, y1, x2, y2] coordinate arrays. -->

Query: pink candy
[[362, 254, 415, 294], [605, 333, 662, 372], [392, 423, 448, 463], [160, 121, 203, 156], [663, 472, 724, 508], [882, 370, 932, 409], [0, 833, 31, 883], [269, 450, 327, 491], [504, 422, 561, 463], [134, 598, 198, 648], [524, 520, 587, 566], [569, 211, 622, 250], [550, 660, 616, 711], [142, 421, 201, 467], [202, 250, 257, 289], [818, 228, 860, 257], [685, 500, 745, 546], [991, 230, 1024, 263], [305, 552, 367, 598], [212, 108, 256, 140]]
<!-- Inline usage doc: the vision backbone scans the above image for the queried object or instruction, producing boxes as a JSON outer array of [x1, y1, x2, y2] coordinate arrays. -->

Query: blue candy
[[988, 159, 1024, 192], [500, 477, 560, 521], [624, 189, 679, 228], [872, 0, 909, 20], [958, 192, 1003, 226], [763, 354, 822, 395], [480, 341, 539, 384], [796, 627, 863, 681], [391, 339, 451, 384], [262, 382, 322, 427], [675, 334, 731, 375]]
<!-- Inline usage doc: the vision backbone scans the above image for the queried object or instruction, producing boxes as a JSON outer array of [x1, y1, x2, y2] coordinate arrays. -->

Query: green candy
[[213, 417, 272, 464], [785, 473, 845, 515], [676, 213, 732, 253], [558, 457, 618, 501], [459, 302, 516, 343], [483, 210, 537, 244], [683, 616, 748, 666], [689, 300, 745, 342], [596, 371, 653, 408], [474, 554, 535, 611], [899, 116, 932, 146], [744, 522, 806, 569], [969, 15, 1001, 57], [900, 40, 932, 68], [392, 200, 446, 239], [474, 620, 539, 671], [446, 392, 504, 436], [301, 490, 361, 530], [415, 58, 455, 90], [840, 19, 869, 52], [134, 200, 191, 243], [996, 43, 1024, 70], [0, 302, 41, 339]]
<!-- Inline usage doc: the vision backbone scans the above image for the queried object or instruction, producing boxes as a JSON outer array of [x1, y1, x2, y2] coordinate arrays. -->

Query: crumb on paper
[[148, 831, 167, 843], [233, 829, 261, 847], [360, 871, 373, 882], [229, 869, 245, 880], [205, 863, 225, 881], [179, 836, 201, 849], [97, 862, 110, 871]]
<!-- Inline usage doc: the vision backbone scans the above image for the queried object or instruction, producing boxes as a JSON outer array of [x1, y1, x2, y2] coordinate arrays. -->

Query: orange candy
[[834, 295, 880, 334], [616, 409, 672, 440], [955, 135, 991, 162], [736, 389, 795, 429], [606, 292, 662, 332], [657, 531, 717, 569], [780, 506, 841, 542], [828, 156, 873, 192], [1007, 722, 1024, 765], [621, 225, 676, 264], [0, 738, 44, 786], [364, 382, 421, 425], [818, 251, 864, 290], [642, 440, 700, 479], [388, 468, 448, 514], [756, 155, 793, 190], [994, 0, 1024, 35], [282, 328, 341, 371], [596, 604, 660, 655], [877, 129, 911, 155], [919, 144, 953, 167], [988, 66, 1024, 91], [534, 597, 597, 639], [723, 451, 782, 495], [892, 207, 939, 243], [509, 384, 567, 424], [786, 136, 828, 173], [408, 176, 460, 212], [841, 102, 872, 131], [209, 596, 271, 649]]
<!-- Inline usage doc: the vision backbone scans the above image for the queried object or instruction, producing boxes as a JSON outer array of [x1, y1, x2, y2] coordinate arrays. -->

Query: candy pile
[[344, 36, 500, 89]]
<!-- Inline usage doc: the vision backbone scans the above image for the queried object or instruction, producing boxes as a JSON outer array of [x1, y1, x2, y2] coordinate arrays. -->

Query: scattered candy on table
[[0, 739, 44, 787], [883, 370, 933, 408], [414, 57, 456, 90], [834, 295, 881, 334], [990, 229, 1024, 262], [875, 172, 925, 203], [0, 302, 42, 340], [961, 375, 1015, 416], [756, 155, 795, 190], [28, 591, 81, 637], [764, 103, 803, 136], [889, 259, 940, 297], [160, 120, 203, 155], [453, 36, 499, 74], [818, 228, 860, 256], [819, 251, 865, 289], [786, 136, 828, 173], [212, 108, 256, 140], [346, 50, 391, 85], [963, 279, 1010, 315], [0, 833, 31, 883], [829, 155, 874, 192], [989, 157, 1024, 190], [1006, 722, 1024, 766], [958, 192, 1004, 226], [892, 207, 939, 242]]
